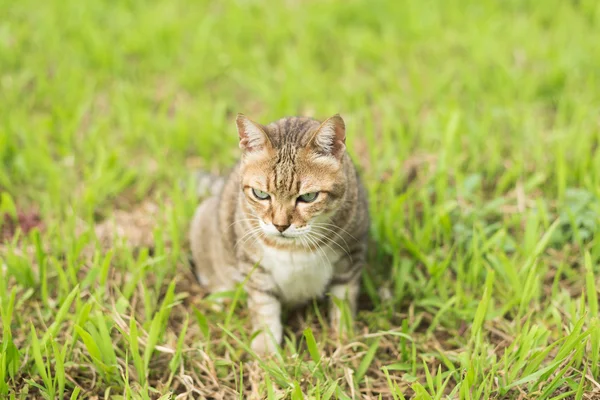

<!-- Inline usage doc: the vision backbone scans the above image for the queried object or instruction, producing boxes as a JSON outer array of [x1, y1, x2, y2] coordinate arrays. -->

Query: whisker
[[315, 226, 350, 255], [248, 231, 266, 249], [305, 233, 330, 267], [237, 230, 264, 251], [298, 235, 312, 257], [234, 226, 263, 249], [235, 225, 262, 242], [299, 232, 312, 250], [307, 230, 335, 252], [225, 218, 261, 230], [312, 222, 359, 243], [297, 235, 318, 265], [312, 224, 354, 254], [310, 229, 353, 263]]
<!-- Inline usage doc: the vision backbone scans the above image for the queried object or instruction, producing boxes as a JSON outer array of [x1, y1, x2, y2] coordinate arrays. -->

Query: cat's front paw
[[251, 331, 280, 356], [329, 283, 359, 338], [329, 298, 356, 339], [329, 304, 343, 333]]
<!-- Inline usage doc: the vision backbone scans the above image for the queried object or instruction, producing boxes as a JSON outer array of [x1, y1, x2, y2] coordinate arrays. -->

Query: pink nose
[[274, 224, 290, 233]]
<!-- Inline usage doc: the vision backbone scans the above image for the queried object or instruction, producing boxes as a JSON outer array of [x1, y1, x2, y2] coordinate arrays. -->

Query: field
[[2, 0, 600, 398]]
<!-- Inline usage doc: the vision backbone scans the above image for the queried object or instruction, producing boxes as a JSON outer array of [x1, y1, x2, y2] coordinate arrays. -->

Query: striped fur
[[189, 114, 369, 355]]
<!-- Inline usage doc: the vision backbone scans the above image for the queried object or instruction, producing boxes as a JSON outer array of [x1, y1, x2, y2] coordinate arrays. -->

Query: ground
[[1, 0, 600, 399]]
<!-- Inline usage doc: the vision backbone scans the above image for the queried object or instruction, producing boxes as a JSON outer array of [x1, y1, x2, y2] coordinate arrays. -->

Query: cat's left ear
[[308, 114, 346, 159]]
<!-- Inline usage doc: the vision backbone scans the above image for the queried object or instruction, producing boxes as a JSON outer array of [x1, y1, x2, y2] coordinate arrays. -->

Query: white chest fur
[[260, 244, 338, 305]]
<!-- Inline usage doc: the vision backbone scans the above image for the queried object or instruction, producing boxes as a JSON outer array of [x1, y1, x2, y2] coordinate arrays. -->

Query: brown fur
[[189, 114, 369, 355]]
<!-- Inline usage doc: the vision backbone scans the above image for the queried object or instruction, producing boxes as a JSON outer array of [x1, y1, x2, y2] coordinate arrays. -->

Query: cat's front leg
[[246, 287, 283, 356], [328, 263, 363, 333]]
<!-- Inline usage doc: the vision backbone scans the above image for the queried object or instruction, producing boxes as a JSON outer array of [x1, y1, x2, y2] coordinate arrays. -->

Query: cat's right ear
[[236, 114, 272, 153]]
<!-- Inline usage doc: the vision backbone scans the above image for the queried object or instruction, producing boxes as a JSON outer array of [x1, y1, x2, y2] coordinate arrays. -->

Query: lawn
[[1, 0, 600, 398]]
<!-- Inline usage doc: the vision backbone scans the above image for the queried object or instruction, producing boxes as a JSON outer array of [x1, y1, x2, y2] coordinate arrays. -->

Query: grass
[[1, 0, 600, 398]]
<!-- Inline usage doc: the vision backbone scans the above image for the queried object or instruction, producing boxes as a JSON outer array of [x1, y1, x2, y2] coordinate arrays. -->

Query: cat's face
[[237, 115, 348, 244]]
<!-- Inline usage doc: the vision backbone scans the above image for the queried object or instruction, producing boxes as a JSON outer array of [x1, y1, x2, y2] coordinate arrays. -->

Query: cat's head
[[236, 114, 349, 244]]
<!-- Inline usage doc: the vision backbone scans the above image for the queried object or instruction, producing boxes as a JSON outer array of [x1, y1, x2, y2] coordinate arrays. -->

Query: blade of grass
[[355, 338, 381, 384], [41, 285, 79, 348]]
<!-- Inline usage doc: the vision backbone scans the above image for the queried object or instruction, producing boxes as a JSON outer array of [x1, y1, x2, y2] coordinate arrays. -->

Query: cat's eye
[[298, 192, 319, 203], [252, 188, 270, 200]]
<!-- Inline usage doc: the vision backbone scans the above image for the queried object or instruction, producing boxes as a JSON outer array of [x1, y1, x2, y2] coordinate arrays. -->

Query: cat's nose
[[274, 224, 290, 233]]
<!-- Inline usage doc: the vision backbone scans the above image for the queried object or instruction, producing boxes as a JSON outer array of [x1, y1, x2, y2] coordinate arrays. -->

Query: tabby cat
[[189, 114, 369, 355]]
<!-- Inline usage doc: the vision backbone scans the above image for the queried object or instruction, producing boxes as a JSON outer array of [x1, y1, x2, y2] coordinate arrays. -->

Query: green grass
[[1, 0, 600, 398]]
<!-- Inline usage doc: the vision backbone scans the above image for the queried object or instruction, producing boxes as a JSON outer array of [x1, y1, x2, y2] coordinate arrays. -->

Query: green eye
[[298, 192, 319, 203], [252, 188, 270, 200]]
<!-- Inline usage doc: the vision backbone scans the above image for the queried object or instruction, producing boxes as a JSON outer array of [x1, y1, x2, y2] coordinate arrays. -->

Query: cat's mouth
[[266, 233, 307, 246], [268, 232, 302, 240], [259, 221, 311, 239], [278, 233, 297, 239]]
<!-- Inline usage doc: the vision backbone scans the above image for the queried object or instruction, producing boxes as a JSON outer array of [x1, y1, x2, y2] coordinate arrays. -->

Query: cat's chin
[[266, 233, 300, 241], [262, 233, 307, 248]]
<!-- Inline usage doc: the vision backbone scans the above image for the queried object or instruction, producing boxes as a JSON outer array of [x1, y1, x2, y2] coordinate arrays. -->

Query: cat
[[189, 113, 370, 355]]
